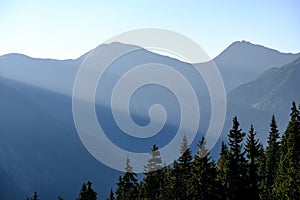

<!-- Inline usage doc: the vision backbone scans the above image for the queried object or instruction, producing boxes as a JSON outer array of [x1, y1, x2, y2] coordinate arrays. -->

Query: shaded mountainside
[[0, 81, 121, 199], [229, 57, 300, 112], [225, 57, 300, 144], [214, 40, 300, 92]]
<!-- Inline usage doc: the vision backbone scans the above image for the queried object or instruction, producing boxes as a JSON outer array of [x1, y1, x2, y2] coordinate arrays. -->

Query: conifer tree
[[273, 101, 300, 199], [263, 115, 280, 198], [107, 188, 115, 200], [177, 135, 193, 200], [227, 116, 247, 200], [156, 165, 171, 200], [30, 192, 38, 200], [115, 157, 138, 200], [217, 142, 230, 196], [245, 124, 263, 200], [142, 145, 163, 200], [190, 137, 220, 200], [168, 160, 180, 200], [77, 181, 97, 200]]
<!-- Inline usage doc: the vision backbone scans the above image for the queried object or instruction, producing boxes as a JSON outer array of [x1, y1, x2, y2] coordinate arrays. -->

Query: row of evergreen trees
[[108, 101, 300, 200], [27, 101, 300, 200]]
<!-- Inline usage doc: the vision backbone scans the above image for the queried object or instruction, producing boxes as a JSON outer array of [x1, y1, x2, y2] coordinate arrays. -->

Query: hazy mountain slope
[[225, 57, 300, 144], [214, 40, 300, 92], [1, 41, 299, 97], [0, 53, 78, 95], [0, 81, 121, 199]]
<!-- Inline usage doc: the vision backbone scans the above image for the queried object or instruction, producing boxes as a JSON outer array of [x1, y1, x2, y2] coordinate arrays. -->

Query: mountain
[[1, 41, 298, 96], [214, 40, 300, 92], [0, 81, 121, 199], [0, 41, 299, 199], [225, 57, 300, 144]]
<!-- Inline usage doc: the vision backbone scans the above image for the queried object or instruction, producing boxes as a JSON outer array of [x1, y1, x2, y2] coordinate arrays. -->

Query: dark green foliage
[[168, 160, 181, 200], [273, 102, 300, 199], [77, 181, 97, 200], [57, 196, 63, 200], [245, 125, 264, 200], [141, 145, 163, 200], [217, 141, 230, 196], [176, 135, 193, 200], [115, 157, 138, 200], [227, 116, 247, 200], [190, 137, 220, 200], [262, 115, 280, 198]]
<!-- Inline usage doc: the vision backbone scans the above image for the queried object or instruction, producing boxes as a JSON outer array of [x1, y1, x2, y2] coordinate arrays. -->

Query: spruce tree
[[115, 157, 138, 200], [142, 145, 163, 200], [77, 181, 97, 200], [227, 116, 247, 200], [144, 145, 162, 173], [263, 115, 280, 198], [217, 142, 230, 197], [30, 192, 38, 200], [273, 101, 300, 199], [156, 165, 171, 200], [245, 124, 263, 200], [107, 188, 115, 200], [169, 160, 180, 200], [190, 137, 220, 200], [177, 135, 193, 200]]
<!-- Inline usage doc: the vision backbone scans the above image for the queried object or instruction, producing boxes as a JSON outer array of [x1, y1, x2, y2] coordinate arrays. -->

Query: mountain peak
[[214, 40, 300, 92]]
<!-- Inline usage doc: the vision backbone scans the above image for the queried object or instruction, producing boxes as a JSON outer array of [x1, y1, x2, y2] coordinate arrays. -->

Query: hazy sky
[[1, 0, 299, 59]]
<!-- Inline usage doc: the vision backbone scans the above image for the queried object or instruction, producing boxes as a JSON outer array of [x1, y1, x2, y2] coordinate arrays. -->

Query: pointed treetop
[[180, 135, 189, 155], [198, 137, 209, 158], [108, 188, 115, 200], [269, 115, 280, 142], [232, 116, 240, 129], [290, 101, 299, 120], [125, 156, 133, 173], [144, 144, 162, 173]]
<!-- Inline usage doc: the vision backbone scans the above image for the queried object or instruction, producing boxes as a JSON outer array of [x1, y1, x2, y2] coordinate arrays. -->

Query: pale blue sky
[[0, 0, 299, 59]]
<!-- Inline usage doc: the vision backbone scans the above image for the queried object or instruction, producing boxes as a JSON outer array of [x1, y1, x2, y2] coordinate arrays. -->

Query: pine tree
[[107, 188, 115, 200], [30, 192, 38, 200], [257, 143, 266, 199], [142, 145, 163, 200], [245, 124, 263, 200], [77, 181, 97, 200], [273, 101, 300, 199], [115, 157, 138, 200], [217, 141, 230, 197], [227, 116, 247, 200], [177, 135, 193, 200], [263, 115, 280, 198], [144, 145, 162, 173], [156, 165, 171, 200], [168, 160, 180, 200], [190, 137, 220, 200]]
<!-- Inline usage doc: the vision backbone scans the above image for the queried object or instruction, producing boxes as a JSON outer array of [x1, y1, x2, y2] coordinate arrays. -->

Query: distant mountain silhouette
[[214, 40, 300, 92]]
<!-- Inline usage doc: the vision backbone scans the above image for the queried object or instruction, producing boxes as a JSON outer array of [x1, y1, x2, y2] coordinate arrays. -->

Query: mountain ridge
[[0, 40, 300, 199]]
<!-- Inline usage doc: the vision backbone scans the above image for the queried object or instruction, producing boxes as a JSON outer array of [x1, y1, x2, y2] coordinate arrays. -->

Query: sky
[[0, 0, 300, 60]]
